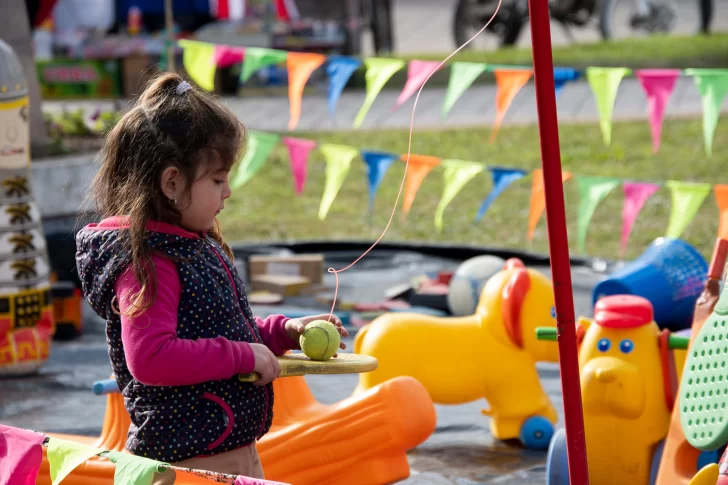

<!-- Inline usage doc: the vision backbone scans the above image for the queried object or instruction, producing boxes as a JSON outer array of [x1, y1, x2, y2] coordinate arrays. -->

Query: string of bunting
[[0, 424, 287, 485], [234, 129, 728, 256], [177, 39, 728, 157]]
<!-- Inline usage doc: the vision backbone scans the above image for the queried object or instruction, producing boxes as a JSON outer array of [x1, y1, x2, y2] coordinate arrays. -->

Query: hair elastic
[[176, 81, 192, 95]]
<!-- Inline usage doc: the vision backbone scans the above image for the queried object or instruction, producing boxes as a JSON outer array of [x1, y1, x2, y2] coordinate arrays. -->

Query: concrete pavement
[[42, 73, 727, 133]]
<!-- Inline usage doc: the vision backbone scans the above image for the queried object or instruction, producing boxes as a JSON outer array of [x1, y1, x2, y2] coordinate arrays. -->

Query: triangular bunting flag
[[178, 40, 217, 92], [576, 175, 620, 253], [554, 67, 580, 98], [586, 67, 631, 146], [0, 425, 46, 485], [106, 450, 169, 485], [212, 45, 245, 68], [47, 437, 104, 485], [686, 69, 728, 157], [475, 167, 527, 221], [664, 180, 712, 238], [318, 144, 359, 220], [361, 150, 398, 213], [621, 182, 660, 257], [239, 47, 288, 84], [286, 52, 326, 130], [353, 58, 405, 128], [635, 69, 681, 153], [326, 55, 362, 116], [401, 154, 441, 217], [442, 62, 488, 119], [231, 131, 280, 188], [282, 137, 317, 194], [394, 60, 442, 109], [714, 185, 728, 239], [434, 160, 485, 232], [528, 168, 572, 240], [490, 69, 533, 143]]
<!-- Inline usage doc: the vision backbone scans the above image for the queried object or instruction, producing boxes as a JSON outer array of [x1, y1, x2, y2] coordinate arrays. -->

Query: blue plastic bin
[[592, 238, 707, 329]]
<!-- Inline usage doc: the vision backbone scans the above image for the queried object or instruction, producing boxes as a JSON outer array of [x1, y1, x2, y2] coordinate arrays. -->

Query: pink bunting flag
[[213, 45, 246, 68], [635, 69, 681, 153], [0, 425, 46, 485], [394, 60, 442, 109], [282, 137, 316, 194], [621, 182, 660, 257]]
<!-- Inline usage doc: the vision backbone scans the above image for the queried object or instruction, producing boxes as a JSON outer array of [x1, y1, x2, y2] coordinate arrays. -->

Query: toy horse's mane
[[501, 258, 530, 348]]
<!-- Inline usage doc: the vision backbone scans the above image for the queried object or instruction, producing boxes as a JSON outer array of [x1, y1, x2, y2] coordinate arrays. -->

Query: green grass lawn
[[407, 33, 728, 70], [218, 116, 727, 262]]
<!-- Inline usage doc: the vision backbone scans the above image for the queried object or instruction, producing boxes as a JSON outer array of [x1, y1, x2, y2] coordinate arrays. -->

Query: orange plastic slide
[[655, 238, 728, 485], [36, 375, 435, 485]]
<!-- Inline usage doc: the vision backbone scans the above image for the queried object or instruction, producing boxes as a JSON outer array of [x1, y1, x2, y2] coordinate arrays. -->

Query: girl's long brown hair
[[91, 72, 246, 317]]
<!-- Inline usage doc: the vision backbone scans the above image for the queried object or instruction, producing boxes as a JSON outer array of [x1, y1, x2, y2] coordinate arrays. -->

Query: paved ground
[[42, 73, 728, 133], [1, 249, 605, 484]]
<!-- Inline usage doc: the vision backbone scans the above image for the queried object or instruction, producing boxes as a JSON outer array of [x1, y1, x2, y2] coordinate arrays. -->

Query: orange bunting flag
[[491, 69, 533, 143], [528, 168, 572, 240], [401, 154, 441, 217], [715, 185, 728, 239], [286, 52, 326, 130]]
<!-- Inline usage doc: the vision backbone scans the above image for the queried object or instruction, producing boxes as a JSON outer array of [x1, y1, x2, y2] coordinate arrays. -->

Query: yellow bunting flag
[[434, 160, 485, 232], [178, 40, 217, 92], [318, 144, 359, 220]]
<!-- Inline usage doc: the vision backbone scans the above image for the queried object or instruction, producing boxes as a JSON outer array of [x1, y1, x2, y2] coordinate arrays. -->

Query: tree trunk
[[1, 0, 49, 155]]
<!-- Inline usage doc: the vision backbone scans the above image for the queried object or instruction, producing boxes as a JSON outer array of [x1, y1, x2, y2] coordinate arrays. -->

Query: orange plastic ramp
[[656, 238, 728, 485]]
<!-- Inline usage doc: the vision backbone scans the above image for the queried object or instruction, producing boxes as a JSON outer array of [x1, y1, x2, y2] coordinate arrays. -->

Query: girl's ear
[[160, 166, 181, 201]]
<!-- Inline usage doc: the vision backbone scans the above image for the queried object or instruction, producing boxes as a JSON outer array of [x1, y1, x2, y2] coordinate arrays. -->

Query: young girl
[[75, 72, 347, 483]]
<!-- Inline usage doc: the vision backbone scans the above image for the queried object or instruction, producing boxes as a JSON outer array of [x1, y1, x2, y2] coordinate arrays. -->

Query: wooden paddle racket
[[238, 353, 378, 382]]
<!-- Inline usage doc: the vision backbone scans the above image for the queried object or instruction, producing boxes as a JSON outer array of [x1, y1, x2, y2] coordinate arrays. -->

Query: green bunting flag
[[576, 176, 620, 253], [230, 131, 280, 188], [664, 180, 712, 238], [442, 62, 488, 119], [239, 47, 288, 84], [686, 69, 728, 157]]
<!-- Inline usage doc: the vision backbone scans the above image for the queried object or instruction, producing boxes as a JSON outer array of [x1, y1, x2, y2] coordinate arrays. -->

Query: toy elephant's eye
[[597, 338, 611, 352], [619, 339, 634, 354], [550, 306, 556, 319]]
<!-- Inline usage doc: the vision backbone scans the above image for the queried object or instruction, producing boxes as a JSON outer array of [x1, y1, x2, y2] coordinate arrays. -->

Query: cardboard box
[[249, 254, 324, 284], [251, 274, 311, 297]]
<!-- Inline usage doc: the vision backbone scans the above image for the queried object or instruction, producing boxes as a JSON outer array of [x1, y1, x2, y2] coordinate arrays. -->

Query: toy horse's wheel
[[520, 415, 554, 450], [546, 428, 569, 485]]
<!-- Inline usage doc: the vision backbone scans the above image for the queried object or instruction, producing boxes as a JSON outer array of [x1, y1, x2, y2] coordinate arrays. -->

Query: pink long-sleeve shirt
[[115, 255, 296, 387]]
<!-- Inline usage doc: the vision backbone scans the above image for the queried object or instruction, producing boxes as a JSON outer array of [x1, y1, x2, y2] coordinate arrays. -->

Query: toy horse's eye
[[550, 306, 556, 319], [597, 338, 611, 352], [619, 339, 634, 354]]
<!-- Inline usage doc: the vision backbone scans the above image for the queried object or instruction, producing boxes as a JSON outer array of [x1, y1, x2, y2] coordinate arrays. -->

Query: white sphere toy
[[447, 255, 506, 316]]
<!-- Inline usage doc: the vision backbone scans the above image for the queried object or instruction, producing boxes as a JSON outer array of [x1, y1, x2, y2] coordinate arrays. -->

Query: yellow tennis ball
[[300, 320, 340, 361]]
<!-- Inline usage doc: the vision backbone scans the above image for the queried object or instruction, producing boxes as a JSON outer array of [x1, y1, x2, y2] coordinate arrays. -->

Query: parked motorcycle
[[452, 0, 713, 48]]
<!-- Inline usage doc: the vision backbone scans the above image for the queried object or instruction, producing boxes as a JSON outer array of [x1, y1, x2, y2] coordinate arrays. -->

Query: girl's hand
[[249, 343, 281, 385], [285, 314, 349, 356]]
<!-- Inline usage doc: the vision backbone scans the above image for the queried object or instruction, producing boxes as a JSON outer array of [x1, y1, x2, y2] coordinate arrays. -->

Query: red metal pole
[[525, 0, 590, 483]]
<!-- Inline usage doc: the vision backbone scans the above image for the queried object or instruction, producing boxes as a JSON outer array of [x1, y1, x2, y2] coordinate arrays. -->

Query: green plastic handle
[[668, 334, 690, 350], [536, 327, 557, 341]]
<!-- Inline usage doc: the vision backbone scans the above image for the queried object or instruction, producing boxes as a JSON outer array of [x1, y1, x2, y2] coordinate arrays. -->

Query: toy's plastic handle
[[708, 238, 728, 280], [668, 334, 690, 350], [92, 379, 120, 395], [536, 327, 557, 341], [238, 372, 261, 383]]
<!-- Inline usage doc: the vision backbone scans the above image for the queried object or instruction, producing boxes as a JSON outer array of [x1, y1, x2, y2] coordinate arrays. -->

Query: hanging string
[[326, 0, 504, 320]]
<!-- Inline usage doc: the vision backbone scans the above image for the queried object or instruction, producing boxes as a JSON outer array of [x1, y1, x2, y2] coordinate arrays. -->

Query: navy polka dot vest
[[75, 220, 273, 462]]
